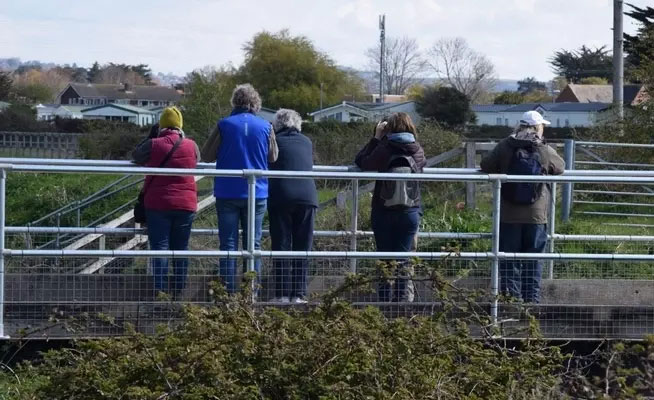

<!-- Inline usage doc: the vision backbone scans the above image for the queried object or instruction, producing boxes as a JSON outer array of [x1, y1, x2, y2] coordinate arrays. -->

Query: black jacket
[[268, 128, 318, 208], [354, 135, 426, 210]]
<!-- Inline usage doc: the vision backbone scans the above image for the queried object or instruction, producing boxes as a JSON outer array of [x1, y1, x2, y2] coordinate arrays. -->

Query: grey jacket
[[480, 133, 565, 224]]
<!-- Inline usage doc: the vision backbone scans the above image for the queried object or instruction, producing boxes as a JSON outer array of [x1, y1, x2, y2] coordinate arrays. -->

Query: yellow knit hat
[[159, 106, 183, 130]]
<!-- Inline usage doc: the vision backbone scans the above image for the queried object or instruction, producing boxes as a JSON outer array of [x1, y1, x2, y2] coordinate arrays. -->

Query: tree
[[415, 86, 474, 127], [493, 91, 524, 105], [427, 37, 497, 103], [96, 64, 146, 85], [517, 77, 546, 94], [365, 36, 427, 95], [88, 61, 101, 83], [0, 71, 12, 101], [239, 30, 365, 115], [579, 76, 609, 85], [522, 90, 553, 103], [180, 65, 237, 142], [12, 83, 53, 103], [624, 4, 654, 70], [549, 45, 612, 83]]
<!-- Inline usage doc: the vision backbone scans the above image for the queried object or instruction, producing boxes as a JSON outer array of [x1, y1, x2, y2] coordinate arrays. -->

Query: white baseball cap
[[520, 110, 551, 126]]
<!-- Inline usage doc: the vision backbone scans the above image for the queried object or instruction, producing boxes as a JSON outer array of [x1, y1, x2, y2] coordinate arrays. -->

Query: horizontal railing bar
[[573, 200, 654, 207], [604, 223, 654, 228], [7, 249, 654, 261], [7, 157, 654, 177], [9, 163, 654, 183], [575, 160, 654, 168], [576, 211, 654, 218], [576, 141, 654, 149], [13, 226, 654, 242], [576, 190, 654, 197], [4, 226, 490, 240]]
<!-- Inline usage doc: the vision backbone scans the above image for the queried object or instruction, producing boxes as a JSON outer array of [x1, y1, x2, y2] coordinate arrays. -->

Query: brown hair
[[385, 112, 417, 138]]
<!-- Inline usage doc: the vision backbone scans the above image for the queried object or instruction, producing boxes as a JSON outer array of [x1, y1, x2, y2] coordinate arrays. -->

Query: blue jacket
[[214, 108, 272, 199]]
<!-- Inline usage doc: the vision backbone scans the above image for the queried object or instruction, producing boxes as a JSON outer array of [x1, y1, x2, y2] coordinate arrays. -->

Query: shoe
[[271, 296, 290, 303], [291, 297, 308, 304]]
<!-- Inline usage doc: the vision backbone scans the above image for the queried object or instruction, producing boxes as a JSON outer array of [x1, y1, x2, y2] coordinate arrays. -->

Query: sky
[[0, 0, 651, 81]]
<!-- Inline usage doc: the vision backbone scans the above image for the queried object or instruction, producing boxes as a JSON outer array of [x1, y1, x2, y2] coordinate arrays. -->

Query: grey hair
[[230, 83, 262, 113], [515, 123, 544, 137], [273, 108, 302, 132]]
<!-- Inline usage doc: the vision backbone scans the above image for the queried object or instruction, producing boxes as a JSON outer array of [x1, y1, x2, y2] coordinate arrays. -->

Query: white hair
[[230, 83, 262, 113], [273, 108, 302, 132]]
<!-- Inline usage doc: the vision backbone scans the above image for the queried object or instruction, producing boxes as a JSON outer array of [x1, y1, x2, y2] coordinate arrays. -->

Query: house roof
[[56, 105, 87, 114], [472, 102, 611, 113], [81, 103, 155, 114], [259, 107, 277, 113], [308, 101, 415, 116], [66, 83, 182, 102], [557, 84, 643, 104]]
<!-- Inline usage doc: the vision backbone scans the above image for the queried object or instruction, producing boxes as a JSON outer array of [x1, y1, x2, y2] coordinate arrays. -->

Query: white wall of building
[[82, 106, 154, 126], [475, 110, 600, 128]]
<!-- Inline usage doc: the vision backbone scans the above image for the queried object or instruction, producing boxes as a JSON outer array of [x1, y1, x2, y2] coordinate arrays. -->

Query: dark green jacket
[[480, 133, 565, 224]]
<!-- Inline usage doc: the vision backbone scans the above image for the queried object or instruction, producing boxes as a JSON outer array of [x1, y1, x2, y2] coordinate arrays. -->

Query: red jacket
[[145, 129, 198, 212]]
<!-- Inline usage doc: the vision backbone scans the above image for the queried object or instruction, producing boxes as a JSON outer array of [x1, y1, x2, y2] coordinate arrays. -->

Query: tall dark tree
[[0, 71, 12, 101], [624, 4, 654, 84], [132, 64, 153, 85], [415, 86, 474, 127], [517, 77, 546, 94], [87, 61, 101, 83], [549, 45, 613, 83]]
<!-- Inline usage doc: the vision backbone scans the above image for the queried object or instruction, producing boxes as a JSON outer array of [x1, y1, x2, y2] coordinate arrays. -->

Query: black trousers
[[268, 204, 316, 298]]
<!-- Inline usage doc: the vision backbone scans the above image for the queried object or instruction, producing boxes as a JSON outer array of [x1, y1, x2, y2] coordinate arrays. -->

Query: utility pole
[[613, 0, 624, 121], [320, 82, 323, 111], [379, 14, 385, 104]]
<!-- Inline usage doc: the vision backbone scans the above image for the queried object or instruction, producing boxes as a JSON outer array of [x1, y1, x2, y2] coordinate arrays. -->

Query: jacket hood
[[387, 132, 415, 144], [159, 127, 185, 138]]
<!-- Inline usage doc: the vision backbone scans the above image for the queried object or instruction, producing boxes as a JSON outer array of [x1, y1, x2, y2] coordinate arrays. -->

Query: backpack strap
[[387, 154, 419, 173]]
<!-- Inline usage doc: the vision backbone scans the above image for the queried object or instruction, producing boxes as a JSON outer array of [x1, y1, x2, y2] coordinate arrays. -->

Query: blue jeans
[[499, 223, 547, 303], [268, 204, 315, 299], [146, 209, 195, 296], [371, 207, 420, 302], [216, 198, 266, 294]]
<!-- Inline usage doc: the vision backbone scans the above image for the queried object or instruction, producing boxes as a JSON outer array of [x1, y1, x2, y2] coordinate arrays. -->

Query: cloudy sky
[[0, 0, 650, 80]]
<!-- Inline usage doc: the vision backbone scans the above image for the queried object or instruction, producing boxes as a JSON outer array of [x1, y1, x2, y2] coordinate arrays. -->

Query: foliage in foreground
[[0, 275, 568, 400], [1, 273, 653, 399]]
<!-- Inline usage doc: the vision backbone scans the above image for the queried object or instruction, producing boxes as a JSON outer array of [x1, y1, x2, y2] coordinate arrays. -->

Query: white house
[[472, 102, 611, 128], [308, 101, 421, 124], [257, 107, 277, 123], [81, 104, 155, 126], [36, 104, 86, 121]]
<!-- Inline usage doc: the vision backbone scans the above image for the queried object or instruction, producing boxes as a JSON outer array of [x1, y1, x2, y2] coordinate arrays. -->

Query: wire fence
[[0, 157, 653, 340]]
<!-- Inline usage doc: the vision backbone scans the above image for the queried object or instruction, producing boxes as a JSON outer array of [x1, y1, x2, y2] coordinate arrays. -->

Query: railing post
[[547, 183, 557, 279], [465, 142, 477, 209], [76, 201, 82, 227], [490, 178, 501, 325], [247, 174, 257, 301], [350, 179, 358, 273], [0, 169, 7, 337], [561, 139, 575, 222]]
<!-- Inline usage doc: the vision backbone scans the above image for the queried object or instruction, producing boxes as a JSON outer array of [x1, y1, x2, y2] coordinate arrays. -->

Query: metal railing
[[1, 158, 654, 340]]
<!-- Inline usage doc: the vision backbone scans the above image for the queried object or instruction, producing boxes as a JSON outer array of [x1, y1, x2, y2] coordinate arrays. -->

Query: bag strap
[[142, 134, 184, 193], [387, 154, 418, 173]]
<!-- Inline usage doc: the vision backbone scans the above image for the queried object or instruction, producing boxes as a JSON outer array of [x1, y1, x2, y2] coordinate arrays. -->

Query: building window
[[335, 112, 342, 121], [504, 118, 509, 126], [141, 101, 148, 107], [496, 117, 502, 125], [565, 119, 570, 127]]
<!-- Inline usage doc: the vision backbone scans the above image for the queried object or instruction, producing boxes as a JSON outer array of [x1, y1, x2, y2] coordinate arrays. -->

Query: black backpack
[[379, 154, 421, 208], [502, 146, 545, 205]]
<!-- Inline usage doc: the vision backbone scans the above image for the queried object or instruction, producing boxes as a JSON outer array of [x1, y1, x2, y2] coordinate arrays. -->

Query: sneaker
[[271, 296, 290, 303], [292, 297, 308, 304]]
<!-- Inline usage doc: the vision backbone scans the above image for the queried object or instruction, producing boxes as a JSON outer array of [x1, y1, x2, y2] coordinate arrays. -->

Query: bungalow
[[472, 102, 611, 128], [555, 84, 648, 105], [56, 82, 182, 108], [308, 101, 421, 124], [81, 104, 155, 126]]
